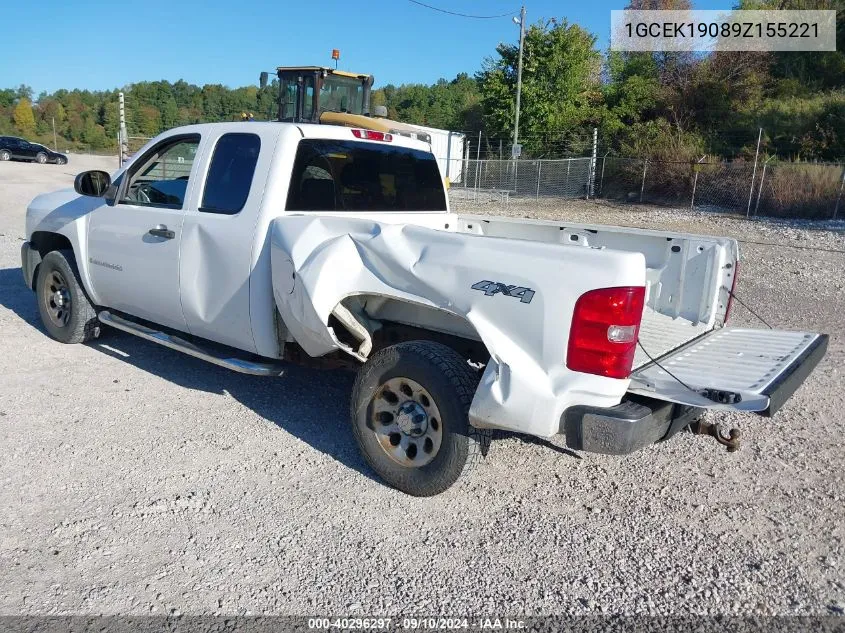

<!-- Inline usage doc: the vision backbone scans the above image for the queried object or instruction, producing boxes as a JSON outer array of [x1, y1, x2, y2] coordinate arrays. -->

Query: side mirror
[[74, 170, 111, 197], [259, 71, 269, 89]]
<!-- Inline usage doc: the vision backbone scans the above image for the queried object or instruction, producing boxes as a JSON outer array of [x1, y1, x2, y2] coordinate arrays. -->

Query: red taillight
[[724, 261, 739, 324], [351, 129, 392, 142], [567, 286, 646, 379]]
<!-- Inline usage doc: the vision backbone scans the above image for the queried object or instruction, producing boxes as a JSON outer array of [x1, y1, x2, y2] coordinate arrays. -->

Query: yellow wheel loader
[[260, 67, 431, 143]]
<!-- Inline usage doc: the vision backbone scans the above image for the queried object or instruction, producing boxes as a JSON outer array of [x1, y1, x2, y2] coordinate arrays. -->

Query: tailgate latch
[[692, 420, 741, 452], [700, 388, 742, 404]]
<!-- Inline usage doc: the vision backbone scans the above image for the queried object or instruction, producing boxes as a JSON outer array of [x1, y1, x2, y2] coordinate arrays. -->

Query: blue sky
[[2, 0, 731, 95]]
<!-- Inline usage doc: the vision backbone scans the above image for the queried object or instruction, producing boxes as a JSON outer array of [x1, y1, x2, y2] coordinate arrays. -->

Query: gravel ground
[[0, 156, 843, 617]]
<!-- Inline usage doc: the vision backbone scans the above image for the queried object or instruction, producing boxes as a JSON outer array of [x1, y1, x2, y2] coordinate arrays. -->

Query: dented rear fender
[[270, 215, 647, 437]]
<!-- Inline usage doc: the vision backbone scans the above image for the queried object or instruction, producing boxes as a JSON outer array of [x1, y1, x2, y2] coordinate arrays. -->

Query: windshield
[[319, 75, 365, 116]]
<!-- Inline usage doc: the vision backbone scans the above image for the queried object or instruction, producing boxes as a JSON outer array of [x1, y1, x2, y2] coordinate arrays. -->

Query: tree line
[[0, 81, 278, 152], [1, 0, 842, 162]]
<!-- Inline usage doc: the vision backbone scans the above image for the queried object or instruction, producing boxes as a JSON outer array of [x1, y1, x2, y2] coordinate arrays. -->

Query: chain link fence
[[451, 154, 844, 220], [596, 158, 757, 213], [450, 158, 594, 214], [752, 161, 845, 219]]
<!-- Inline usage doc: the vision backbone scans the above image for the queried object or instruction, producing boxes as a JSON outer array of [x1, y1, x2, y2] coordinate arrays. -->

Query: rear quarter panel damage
[[270, 215, 648, 437]]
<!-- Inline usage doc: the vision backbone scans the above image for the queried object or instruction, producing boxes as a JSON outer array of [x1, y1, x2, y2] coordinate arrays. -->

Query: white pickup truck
[[21, 122, 827, 495]]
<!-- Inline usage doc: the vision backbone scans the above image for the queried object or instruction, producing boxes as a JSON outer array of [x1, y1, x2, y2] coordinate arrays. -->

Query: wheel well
[[373, 321, 490, 365], [335, 295, 491, 365], [30, 231, 73, 258]]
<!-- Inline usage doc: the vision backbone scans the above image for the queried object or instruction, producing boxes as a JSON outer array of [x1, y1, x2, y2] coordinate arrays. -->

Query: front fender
[[270, 215, 647, 437], [26, 189, 105, 304]]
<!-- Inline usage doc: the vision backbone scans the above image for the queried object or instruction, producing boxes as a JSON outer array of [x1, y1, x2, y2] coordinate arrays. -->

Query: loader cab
[[270, 66, 374, 123]]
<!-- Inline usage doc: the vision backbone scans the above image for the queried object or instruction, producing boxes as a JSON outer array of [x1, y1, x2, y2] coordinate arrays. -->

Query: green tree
[[101, 101, 120, 139], [603, 51, 661, 136], [13, 98, 36, 135], [738, 0, 845, 93], [477, 18, 603, 156], [0, 89, 16, 108], [82, 121, 108, 148], [137, 105, 161, 136], [161, 96, 179, 129], [16, 84, 34, 102], [371, 74, 481, 131]]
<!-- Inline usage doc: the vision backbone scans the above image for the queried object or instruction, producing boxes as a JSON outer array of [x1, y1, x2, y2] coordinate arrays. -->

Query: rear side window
[[286, 139, 446, 212], [200, 133, 261, 215]]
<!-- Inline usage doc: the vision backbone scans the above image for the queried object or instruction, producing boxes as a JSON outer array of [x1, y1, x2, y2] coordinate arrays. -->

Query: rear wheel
[[350, 341, 488, 496], [35, 250, 99, 344], [0, 150, 9, 161], [36, 152, 48, 164]]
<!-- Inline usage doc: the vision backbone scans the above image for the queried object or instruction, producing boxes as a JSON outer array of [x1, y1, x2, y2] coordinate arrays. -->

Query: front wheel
[[350, 341, 488, 496], [55, 157, 66, 166], [35, 250, 99, 344]]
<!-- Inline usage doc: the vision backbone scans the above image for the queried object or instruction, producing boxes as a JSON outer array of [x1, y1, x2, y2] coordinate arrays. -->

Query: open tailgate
[[628, 328, 828, 416]]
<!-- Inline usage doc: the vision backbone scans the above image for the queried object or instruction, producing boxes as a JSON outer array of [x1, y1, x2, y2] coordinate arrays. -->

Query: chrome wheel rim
[[42, 270, 71, 328], [0, 151, 9, 160], [370, 377, 443, 467], [37, 154, 46, 164]]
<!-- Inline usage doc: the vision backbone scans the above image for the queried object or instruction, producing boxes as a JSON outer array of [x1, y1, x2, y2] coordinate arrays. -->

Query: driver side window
[[120, 136, 200, 209]]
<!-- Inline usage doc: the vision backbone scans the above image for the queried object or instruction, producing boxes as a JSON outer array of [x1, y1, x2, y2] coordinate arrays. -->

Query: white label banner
[[611, 10, 837, 52]]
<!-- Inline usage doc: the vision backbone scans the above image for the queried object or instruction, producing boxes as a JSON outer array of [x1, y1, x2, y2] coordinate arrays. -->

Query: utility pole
[[118, 92, 128, 165], [512, 5, 526, 157], [588, 127, 598, 198], [52, 117, 57, 151]]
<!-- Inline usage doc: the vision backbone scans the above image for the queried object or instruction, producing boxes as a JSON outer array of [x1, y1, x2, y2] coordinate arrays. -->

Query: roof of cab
[[161, 121, 431, 153], [276, 66, 370, 81]]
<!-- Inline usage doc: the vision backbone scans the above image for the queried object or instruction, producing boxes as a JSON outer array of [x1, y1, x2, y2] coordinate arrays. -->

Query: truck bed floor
[[634, 310, 710, 369]]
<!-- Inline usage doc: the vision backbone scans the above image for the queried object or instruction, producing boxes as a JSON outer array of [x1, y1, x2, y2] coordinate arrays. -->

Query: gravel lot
[[0, 155, 843, 617]]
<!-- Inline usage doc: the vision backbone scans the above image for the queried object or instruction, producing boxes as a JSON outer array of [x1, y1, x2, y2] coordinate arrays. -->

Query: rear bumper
[[561, 398, 703, 455], [21, 241, 41, 291]]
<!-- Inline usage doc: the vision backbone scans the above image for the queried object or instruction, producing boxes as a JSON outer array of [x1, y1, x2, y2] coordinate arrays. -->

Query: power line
[[406, 0, 516, 19]]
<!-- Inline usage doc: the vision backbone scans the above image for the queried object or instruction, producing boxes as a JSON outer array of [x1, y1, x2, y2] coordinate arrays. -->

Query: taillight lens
[[724, 261, 739, 324], [351, 129, 392, 142], [567, 286, 646, 379]]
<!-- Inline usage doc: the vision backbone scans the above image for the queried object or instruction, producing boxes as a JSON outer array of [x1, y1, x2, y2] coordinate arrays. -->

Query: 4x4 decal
[[471, 280, 535, 304]]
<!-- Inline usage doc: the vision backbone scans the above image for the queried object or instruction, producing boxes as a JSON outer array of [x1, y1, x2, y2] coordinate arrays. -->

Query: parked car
[[20, 122, 827, 496], [0, 136, 67, 164]]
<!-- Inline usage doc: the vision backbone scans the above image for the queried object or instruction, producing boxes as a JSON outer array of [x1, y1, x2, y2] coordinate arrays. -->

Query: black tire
[[55, 157, 66, 166], [350, 341, 488, 496], [36, 152, 47, 164], [35, 250, 99, 344], [0, 150, 10, 161]]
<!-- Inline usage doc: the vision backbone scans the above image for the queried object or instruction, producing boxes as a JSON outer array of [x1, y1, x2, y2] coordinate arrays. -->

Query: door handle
[[148, 224, 175, 239]]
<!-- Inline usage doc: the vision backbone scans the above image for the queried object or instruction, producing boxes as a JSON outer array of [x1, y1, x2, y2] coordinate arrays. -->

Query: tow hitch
[[692, 420, 741, 452]]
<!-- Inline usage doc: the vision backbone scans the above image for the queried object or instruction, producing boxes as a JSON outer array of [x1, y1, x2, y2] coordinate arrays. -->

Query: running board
[[97, 311, 285, 377]]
